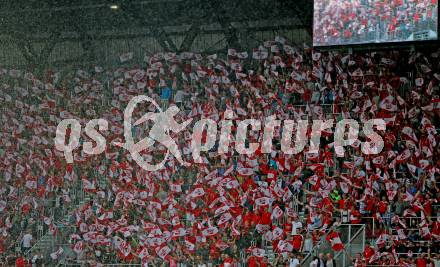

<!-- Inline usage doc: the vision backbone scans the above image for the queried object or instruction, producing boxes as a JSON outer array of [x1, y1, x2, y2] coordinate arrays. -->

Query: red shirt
[[259, 164, 270, 175], [364, 246, 375, 260], [169, 259, 177, 267], [292, 235, 303, 250], [423, 201, 432, 216], [365, 198, 375, 211], [260, 211, 272, 225], [15, 257, 26, 267], [22, 203, 31, 214], [433, 221, 440, 236], [284, 222, 292, 235], [248, 256, 258, 267], [416, 257, 427, 267], [242, 177, 255, 191], [378, 201, 388, 214], [266, 170, 277, 184], [344, 29, 352, 39], [221, 258, 235, 266], [251, 213, 260, 225], [243, 213, 253, 225], [350, 209, 362, 224]]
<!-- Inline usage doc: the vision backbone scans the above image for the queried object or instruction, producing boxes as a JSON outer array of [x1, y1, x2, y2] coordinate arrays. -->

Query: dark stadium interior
[[0, 0, 312, 67]]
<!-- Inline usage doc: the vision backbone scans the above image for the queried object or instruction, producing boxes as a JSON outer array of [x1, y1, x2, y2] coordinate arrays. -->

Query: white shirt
[[289, 258, 300, 267], [326, 259, 335, 267], [291, 221, 303, 235], [174, 90, 184, 103], [22, 233, 33, 248], [303, 238, 313, 252], [31, 255, 42, 267]]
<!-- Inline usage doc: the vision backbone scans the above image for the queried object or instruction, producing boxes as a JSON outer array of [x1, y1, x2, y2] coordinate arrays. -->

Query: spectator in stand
[[20, 231, 33, 254], [15, 253, 26, 267], [326, 253, 336, 267]]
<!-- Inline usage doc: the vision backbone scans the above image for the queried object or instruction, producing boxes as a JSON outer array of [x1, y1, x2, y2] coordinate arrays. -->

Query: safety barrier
[[334, 224, 366, 267], [24, 178, 89, 262], [301, 224, 365, 267]]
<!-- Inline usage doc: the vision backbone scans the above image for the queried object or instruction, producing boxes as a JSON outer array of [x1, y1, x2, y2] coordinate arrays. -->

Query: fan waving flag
[[251, 247, 266, 258], [50, 247, 64, 260], [271, 205, 283, 219], [155, 245, 171, 260], [73, 238, 85, 253], [326, 231, 344, 251]]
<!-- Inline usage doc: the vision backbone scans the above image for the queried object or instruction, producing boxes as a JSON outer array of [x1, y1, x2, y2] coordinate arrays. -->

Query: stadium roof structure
[[0, 0, 312, 68]]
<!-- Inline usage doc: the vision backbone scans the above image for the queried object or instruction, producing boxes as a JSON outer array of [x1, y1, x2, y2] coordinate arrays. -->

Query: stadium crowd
[[0, 36, 439, 267], [314, 0, 438, 46]]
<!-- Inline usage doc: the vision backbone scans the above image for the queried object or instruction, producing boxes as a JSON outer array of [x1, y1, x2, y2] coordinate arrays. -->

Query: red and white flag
[[396, 150, 411, 163], [73, 241, 84, 254], [172, 228, 187, 238], [25, 180, 37, 190], [169, 183, 182, 192], [138, 247, 150, 261], [253, 49, 268, 60], [272, 227, 284, 240], [396, 228, 407, 240], [237, 167, 254, 176], [375, 233, 389, 248], [407, 164, 417, 177], [277, 240, 293, 252], [228, 49, 237, 57], [202, 227, 219, 236], [271, 205, 283, 219], [255, 197, 271, 206], [251, 247, 266, 258], [189, 187, 205, 198], [217, 213, 233, 226], [237, 52, 248, 59], [401, 127, 418, 143], [372, 156, 384, 166], [326, 231, 344, 251], [119, 240, 132, 257], [155, 245, 171, 260], [50, 247, 64, 260]]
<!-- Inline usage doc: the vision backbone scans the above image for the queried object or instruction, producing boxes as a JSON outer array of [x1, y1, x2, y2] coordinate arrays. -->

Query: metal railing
[[334, 224, 366, 267], [301, 224, 366, 267], [24, 179, 89, 261], [361, 216, 439, 242]]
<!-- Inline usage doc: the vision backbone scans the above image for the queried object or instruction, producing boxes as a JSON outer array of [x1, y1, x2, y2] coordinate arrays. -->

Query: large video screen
[[313, 0, 438, 46]]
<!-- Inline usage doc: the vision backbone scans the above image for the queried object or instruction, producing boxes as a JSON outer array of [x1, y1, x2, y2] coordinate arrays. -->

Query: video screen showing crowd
[[313, 0, 438, 46]]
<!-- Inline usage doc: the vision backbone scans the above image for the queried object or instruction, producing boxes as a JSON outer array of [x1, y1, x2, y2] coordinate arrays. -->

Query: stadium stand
[[0, 36, 439, 267]]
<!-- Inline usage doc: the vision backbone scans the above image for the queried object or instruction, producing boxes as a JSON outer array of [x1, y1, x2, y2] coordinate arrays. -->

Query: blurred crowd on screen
[[314, 0, 438, 46]]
